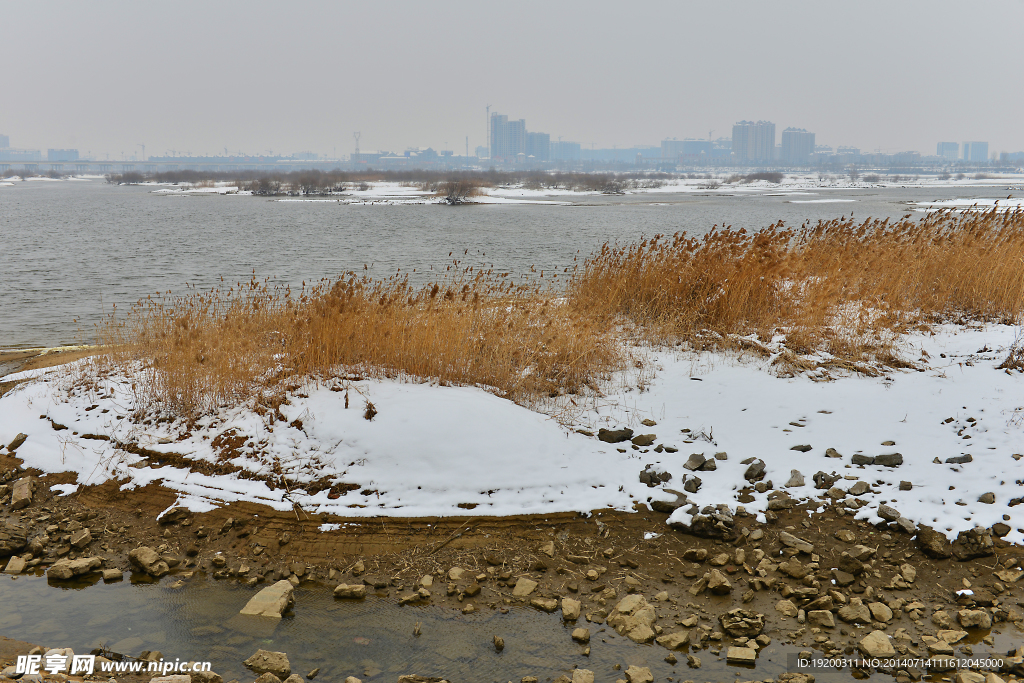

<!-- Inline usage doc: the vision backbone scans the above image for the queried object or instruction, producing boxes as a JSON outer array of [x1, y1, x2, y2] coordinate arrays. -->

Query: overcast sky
[[4, 0, 1023, 158]]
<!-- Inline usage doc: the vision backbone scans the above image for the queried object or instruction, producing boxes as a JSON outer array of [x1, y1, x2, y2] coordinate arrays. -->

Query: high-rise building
[[781, 128, 815, 164], [0, 134, 9, 148], [526, 132, 550, 161], [475, 145, 488, 159], [661, 139, 711, 160], [732, 121, 775, 162], [490, 113, 526, 161], [962, 142, 989, 162], [936, 142, 959, 160]]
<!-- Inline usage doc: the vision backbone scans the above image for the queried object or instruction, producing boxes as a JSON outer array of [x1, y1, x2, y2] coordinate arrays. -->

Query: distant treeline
[[104, 169, 680, 195]]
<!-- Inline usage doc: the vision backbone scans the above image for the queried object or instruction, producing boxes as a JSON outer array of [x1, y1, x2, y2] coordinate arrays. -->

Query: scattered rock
[[874, 452, 904, 467], [631, 434, 656, 447], [858, 630, 895, 658], [784, 470, 805, 487], [719, 608, 765, 637], [561, 597, 581, 621], [571, 670, 594, 683], [807, 610, 835, 628], [7, 433, 28, 451], [779, 531, 814, 553], [0, 523, 27, 556], [899, 481, 913, 490], [333, 583, 367, 599], [655, 631, 690, 650], [128, 546, 170, 577], [3, 556, 26, 575], [834, 529, 856, 543], [877, 504, 901, 521], [952, 527, 995, 560], [493, 635, 504, 651], [838, 600, 872, 623], [571, 627, 590, 643], [958, 609, 992, 629], [530, 597, 558, 613], [848, 481, 870, 496], [825, 447, 843, 458], [852, 454, 875, 465], [744, 460, 766, 481], [608, 594, 657, 643], [624, 666, 653, 683], [868, 602, 893, 622], [707, 569, 732, 594], [10, 477, 35, 510], [598, 428, 633, 443], [775, 599, 799, 617], [813, 471, 840, 489], [69, 528, 92, 549], [683, 453, 706, 471], [726, 647, 757, 664], [240, 580, 295, 617], [539, 541, 555, 557], [157, 507, 191, 525], [946, 454, 973, 464], [243, 649, 291, 679], [512, 577, 538, 597], [917, 525, 953, 558]]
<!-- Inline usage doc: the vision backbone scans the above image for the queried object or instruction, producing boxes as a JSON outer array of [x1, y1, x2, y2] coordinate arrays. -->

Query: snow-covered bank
[[1, 325, 1021, 544]]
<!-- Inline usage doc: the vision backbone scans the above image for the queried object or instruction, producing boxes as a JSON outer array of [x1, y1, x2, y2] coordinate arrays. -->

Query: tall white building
[[732, 121, 775, 162], [936, 142, 959, 160], [0, 134, 9, 148], [490, 114, 526, 162], [781, 128, 815, 164], [962, 141, 989, 162]]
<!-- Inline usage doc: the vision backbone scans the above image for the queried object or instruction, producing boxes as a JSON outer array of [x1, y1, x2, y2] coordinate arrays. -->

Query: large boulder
[[243, 650, 290, 679], [129, 546, 170, 577], [47, 556, 101, 580], [952, 528, 995, 560], [240, 580, 295, 617]]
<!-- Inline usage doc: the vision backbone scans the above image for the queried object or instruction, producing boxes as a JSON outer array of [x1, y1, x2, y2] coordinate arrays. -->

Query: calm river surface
[[0, 178, 1016, 349]]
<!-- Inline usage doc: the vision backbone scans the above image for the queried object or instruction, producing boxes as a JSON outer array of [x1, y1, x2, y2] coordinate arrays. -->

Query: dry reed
[[101, 269, 620, 417], [570, 208, 1024, 361]]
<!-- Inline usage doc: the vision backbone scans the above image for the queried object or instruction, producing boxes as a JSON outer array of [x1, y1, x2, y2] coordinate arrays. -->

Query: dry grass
[[570, 208, 1024, 362], [100, 208, 1024, 418], [101, 270, 620, 417]]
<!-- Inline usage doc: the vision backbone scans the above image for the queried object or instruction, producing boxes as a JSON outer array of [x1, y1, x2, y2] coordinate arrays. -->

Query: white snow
[[0, 324, 1021, 544]]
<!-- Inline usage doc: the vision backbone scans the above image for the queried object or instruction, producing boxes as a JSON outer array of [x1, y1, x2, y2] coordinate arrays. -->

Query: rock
[[650, 495, 687, 513], [2, 556, 26, 574], [707, 569, 732, 594], [157, 507, 191, 525], [48, 556, 101, 580], [10, 477, 35, 510], [539, 541, 555, 557], [492, 635, 504, 652], [447, 566, 465, 581], [807, 610, 835, 628], [874, 452, 904, 467], [624, 666, 654, 683], [243, 650, 291, 679], [744, 460, 766, 481], [790, 444, 812, 452], [899, 480, 913, 490], [946, 454, 973, 464], [562, 597, 581, 621], [877, 504, 901, 521], [0, 523, 28, 556], [931, 611, 955, 629], [129, 546, 170, 577], [632, 434, 656, 447], [512, 577, 538, 597], [900, 563, 917, 583], [917, 525, 953, 559], [832, 568, 855, 586], [778, 558, 809, 579], [572, 627, 591, 643], [826, 486, 846, 499], [192, 672, 224, 683], [598, 428, 633, 443], [896, 516, 917, 534], [608, 594, 657, 643], [957, 609, 992, 629], [682, 476, 701, 494], [955, 673, 986, 683], [858, 630, 896, 658], [814, 471, 840, 489], [726, 647, 757, 665], [333, 583, 367, 599], [991, 522, 1011, 537], [530, 597, 558, 613], [655, 631, 690, 650], [150, 677, 191, 683], [852, 453, 875, 465], [69, 528, 92, 549], [683, 453, 706, 471], [719, 608, 765, 637], [785, 470, 805, 487], [838, 600, 872, 623], [848, 481, 870, 496], [825, 447, 843, 458], [953, 527, 995, 560], [683, 548, 707, 562], [254, 675, 282, 683], [776, 599, 799, 617], [571, 670, 594, 683], [239, 580, 294, 617], [834, 529, 856, 543], [779, 531, 814, 553], [868, 602, 893, 622]]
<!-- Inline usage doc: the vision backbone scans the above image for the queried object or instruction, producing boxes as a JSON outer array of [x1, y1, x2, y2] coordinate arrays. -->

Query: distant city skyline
[[2, 1, 1023, 159]]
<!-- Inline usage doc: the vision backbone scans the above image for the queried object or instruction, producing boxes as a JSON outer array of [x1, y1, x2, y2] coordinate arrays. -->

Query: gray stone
[[945, 454, 973, 464], [813, 471, 840, 489], [848, 481, 870, 496], [129, 546, 170, 577], [785, 470, 805, 487], [978, 492, 995, 504], [858, 630, 895, 657], [333, 583, 367, 599], [683, 453, 706, 471], [851, 453, 875, 465], [877, 504, 901, 521], [243, 649, 291, 679], [952, 527, 995, 560], [825, 447, 843, 458], [7, 433, 28, 451], [790, 444, 812, 452], [743, 460, 766, 481], [874, 452, 904, 467], [240, 580, 295, 617], [631, 434, 656, 447], [778, 531, 814, 553], [682, 476, 702, 494], [598, 428, 633, 443], [917, 525, 953, 558]]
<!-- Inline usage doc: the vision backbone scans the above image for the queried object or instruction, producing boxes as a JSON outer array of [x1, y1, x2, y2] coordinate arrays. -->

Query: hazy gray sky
[[5, 0, 1023, 158]]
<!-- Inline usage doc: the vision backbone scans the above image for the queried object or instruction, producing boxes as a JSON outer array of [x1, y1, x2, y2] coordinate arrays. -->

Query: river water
[[1, 178, 1016, 349]]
